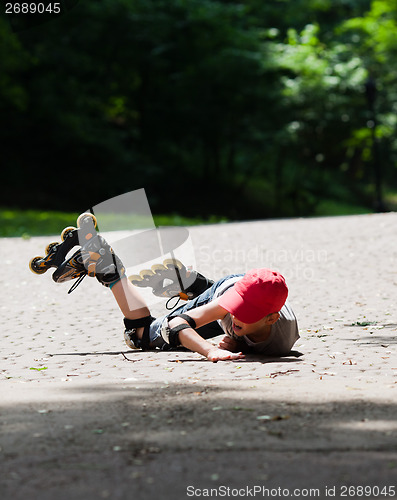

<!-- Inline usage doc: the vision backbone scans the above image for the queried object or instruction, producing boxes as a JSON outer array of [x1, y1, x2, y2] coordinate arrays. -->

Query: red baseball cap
[[218, 268, 288, 324]]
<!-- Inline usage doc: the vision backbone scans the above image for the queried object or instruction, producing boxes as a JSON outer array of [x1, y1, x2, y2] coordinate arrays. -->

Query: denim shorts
[[148, 274, 242, 346]]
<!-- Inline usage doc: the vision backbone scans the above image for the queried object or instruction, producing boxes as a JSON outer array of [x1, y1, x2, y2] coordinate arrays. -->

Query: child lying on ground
[[31, 227, 299, 362]]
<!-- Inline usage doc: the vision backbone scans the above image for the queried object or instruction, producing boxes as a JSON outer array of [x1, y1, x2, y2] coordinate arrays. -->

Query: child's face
[[231, 313, 279, 336]]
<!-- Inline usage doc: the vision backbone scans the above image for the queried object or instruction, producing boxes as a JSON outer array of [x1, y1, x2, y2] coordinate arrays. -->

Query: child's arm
[[168, 299, 244, 362], [218, 335, 240, 352], [177, 329, 244, 362]]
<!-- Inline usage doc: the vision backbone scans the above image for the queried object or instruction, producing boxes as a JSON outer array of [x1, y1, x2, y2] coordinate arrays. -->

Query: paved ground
[[1, 213, 397, 499]]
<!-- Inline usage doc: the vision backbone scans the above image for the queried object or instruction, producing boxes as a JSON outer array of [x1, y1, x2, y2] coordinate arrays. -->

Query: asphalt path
[[1, 213, 396, 499]]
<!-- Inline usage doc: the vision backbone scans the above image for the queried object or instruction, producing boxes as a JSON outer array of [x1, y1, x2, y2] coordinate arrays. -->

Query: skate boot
[[52, 232, 126, 290], [129, 259, 213, 308], [29, 212, 125, 292], [29, 213, 98, 281]]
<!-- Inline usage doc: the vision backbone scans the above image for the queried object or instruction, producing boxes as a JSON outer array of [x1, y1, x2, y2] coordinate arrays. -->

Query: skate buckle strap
[[87, 252, 101, 277]]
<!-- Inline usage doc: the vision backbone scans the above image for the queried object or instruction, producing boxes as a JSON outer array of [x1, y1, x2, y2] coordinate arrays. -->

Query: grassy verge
[[0, 197, 386, 238], [314, 199, 371, 216], [0, 208, 227, 238], [314, 191, 397, 216]]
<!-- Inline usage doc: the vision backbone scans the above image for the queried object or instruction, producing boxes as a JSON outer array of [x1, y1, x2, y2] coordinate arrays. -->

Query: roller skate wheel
[[163, 258, 183, 270], [61, 226, 76, 242], [77, 212, 97, 229], [45, 242, 58, 255], [128, 274, 145, 286], [29, 256, 47, 275], [139, 269, 155, 280], [151, 263, 167, 274]]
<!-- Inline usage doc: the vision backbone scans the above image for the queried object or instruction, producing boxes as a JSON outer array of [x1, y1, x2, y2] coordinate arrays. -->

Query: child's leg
[[111, 277, 150, 320], [49, 230, 156, 349], [147, 274, 243, 346], [111, 269, 218, 350], [110, 277, 156, 350], [166, 274, 243, 339]]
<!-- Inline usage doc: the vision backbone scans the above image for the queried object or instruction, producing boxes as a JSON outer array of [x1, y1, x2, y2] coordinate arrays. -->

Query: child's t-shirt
[[215, 276, 300, 355]]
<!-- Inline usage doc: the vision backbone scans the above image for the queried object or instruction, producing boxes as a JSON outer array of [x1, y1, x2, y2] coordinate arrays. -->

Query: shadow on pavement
[[1, 381, 396, 500]]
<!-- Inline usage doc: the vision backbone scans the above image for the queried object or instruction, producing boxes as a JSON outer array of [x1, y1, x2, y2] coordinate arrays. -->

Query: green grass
[[383, 190, 397, 212], [314, 199, 371, 216], [0, 208, 227, 237], [0, 197, 381, 238], [315, 190, 397, 216]]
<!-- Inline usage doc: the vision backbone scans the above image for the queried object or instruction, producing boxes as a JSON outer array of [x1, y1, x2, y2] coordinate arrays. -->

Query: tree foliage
[[1, 0, 396, 218]]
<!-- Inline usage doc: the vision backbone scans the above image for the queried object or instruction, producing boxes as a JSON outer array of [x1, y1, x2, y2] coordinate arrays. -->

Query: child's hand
[[206, 347, 245, 363], [218, 335, 239, 352]]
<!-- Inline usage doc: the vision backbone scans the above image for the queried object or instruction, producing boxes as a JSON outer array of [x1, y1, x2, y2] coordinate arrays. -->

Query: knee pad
[[123, 315, 156, 351]]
